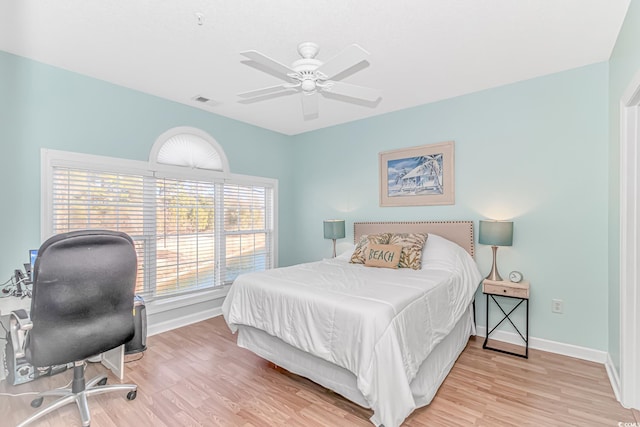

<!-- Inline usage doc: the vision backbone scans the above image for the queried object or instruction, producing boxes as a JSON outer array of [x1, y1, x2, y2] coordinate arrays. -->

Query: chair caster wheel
[[126, 390, 137, 400], [97, 378, 107, 386], [31, 397, 44, 408]]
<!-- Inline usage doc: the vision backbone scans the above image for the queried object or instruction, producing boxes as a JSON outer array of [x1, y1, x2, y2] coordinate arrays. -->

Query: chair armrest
[[9, 309, 32, 359]]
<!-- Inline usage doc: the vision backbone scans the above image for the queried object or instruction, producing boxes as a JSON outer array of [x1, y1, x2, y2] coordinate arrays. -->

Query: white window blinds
[[51, 168, 151, 296], [154, 177, 217, 297], [223, 184, 273, 282], [50, 165, 275, 302]]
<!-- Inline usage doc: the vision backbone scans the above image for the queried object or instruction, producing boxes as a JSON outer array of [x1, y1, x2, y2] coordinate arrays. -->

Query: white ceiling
[[0, 0, 630, 136]]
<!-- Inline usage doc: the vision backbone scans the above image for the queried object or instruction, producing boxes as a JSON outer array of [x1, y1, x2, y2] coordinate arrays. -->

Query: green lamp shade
[[478, 220, 513, 246], [323, 220, 346, 240]]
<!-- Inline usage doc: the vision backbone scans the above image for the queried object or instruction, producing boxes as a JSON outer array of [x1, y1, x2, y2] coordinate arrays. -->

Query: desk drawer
[[483, 282, 529, 299]]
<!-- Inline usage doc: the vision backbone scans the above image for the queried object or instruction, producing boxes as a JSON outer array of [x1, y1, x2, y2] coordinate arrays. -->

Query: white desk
[[0, 296, 125, 382]]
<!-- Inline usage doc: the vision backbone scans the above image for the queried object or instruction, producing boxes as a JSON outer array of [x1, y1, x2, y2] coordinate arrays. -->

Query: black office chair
[[9, 230, 138, 427]]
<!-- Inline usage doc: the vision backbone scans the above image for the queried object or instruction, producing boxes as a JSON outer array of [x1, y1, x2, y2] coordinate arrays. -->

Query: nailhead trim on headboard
[[353, 221, 475, 258]]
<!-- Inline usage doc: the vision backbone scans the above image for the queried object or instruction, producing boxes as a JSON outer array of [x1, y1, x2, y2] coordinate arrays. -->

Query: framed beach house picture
[[379, 141, 455, 207]]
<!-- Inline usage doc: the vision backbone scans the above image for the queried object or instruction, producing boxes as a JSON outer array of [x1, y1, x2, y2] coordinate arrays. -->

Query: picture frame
[[379, 141, 455, 207]]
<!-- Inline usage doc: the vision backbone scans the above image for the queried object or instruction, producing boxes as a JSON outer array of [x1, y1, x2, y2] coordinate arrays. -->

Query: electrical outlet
[[552, 299, 563, 314]]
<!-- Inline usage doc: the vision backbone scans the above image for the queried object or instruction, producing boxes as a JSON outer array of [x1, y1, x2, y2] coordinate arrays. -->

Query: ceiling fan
[[237, 42, 381, 117]]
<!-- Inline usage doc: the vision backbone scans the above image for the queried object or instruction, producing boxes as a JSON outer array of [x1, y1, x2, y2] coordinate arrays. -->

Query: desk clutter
[[1, 258, 35, 300]]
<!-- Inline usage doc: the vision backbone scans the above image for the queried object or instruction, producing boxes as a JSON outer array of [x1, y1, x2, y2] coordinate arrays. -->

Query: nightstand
[[482, 278, 529, 358]]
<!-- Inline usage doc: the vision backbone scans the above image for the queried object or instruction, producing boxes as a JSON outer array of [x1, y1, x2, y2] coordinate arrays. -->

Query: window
[[42, 131, 276, 303]]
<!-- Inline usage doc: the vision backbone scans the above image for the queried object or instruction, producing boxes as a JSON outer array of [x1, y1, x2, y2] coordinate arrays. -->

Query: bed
[[222, 221, 482, 427]]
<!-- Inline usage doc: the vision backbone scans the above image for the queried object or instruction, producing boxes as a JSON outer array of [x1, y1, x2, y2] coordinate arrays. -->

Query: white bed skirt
[[236, 305, 474, 424]]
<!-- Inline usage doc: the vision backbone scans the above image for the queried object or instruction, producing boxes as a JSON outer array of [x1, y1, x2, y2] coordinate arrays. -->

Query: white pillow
[[420, 234, 462, 270], [336, 243, 357, 260]]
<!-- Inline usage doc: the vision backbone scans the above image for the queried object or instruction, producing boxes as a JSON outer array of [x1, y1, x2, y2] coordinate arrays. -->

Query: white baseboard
[[475, 326, 608, 364], [606, 352, 622, 402], [147, 306, 222, 337]]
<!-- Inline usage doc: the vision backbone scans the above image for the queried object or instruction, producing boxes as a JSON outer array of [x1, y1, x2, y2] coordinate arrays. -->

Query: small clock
[[509, 271, 524, 283]]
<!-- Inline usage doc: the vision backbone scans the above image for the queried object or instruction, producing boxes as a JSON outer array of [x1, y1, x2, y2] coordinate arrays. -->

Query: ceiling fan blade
[[240, 50, 296, 76], [323, 81, 381, 102], [316, 44, 370, 80], [237, 84, 293, 98], [301, 92, 319, 116]]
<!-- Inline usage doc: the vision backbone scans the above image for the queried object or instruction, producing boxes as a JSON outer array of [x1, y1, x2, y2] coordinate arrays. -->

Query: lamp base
[[485, 245, 503, 281], [332, 239, 337, 258]]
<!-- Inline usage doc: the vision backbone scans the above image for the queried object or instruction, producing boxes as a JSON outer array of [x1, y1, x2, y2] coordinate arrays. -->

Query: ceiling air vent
[[192, 95, 220, 107]]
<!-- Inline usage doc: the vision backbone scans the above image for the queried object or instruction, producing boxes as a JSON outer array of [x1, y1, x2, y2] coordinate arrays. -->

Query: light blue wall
[[608, 0, 640, 374], [0, 49, 614, 352], [293, 63, 609, 350], [0, 51, 296, 276]]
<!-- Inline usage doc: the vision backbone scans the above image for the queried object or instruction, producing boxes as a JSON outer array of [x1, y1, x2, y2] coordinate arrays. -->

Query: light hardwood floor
[[1, 315, 636, 426]]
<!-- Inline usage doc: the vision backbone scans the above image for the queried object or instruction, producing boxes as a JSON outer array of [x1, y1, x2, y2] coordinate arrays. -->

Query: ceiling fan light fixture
[[301, 79, 316, 92]]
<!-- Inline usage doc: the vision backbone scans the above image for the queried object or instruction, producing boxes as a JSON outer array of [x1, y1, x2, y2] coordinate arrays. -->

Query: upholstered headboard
[[353, 221, 475, 257]]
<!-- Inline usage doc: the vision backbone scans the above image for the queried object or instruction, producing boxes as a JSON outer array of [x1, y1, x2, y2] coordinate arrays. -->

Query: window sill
[[145, 285, 230, 316]]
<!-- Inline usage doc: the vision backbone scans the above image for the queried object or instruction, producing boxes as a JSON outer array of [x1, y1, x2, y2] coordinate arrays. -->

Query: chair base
[[17, 373, 137, 427]]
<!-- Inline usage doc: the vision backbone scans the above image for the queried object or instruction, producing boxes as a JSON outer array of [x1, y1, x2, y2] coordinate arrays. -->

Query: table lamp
[[478, 220, 513, 281], [324, 219, 346, 258]]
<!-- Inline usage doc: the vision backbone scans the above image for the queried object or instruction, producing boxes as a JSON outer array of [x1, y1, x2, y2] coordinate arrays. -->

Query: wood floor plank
[[1, 315, 636, 426]]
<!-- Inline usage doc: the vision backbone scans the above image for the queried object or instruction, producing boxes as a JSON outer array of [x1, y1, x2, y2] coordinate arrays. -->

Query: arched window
[[149, 127, 230, 173], [43, 127, 276, 305]]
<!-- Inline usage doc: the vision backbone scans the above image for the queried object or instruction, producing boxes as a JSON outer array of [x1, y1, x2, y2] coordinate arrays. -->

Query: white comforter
[[222, 248, 481, 427]]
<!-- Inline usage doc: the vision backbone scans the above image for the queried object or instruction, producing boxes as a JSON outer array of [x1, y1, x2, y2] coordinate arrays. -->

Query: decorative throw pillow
[[364, 244, 402, 269], [349, 233, 392, 264], [388, 232, 429, 269]]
